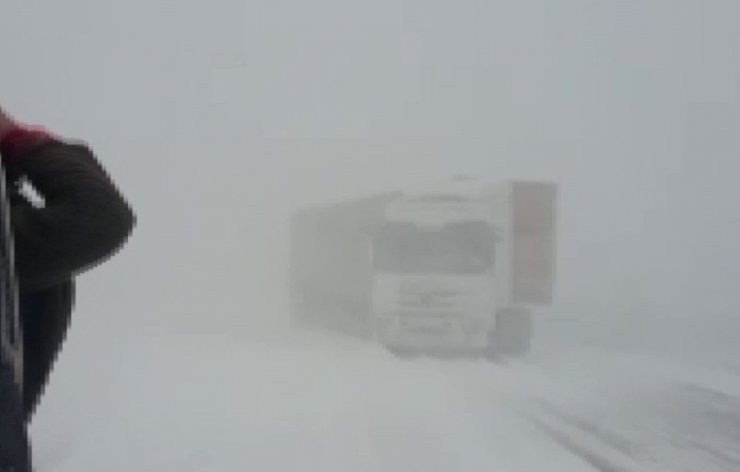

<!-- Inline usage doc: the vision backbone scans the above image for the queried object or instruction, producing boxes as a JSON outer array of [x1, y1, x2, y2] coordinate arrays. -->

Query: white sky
[[2, 0, 740, 334]]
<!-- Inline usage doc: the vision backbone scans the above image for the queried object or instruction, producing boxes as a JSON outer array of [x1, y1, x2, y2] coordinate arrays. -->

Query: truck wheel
[[386, 345, 418, 360], [483, 337, 499, 362], [491, 308, 532, 357]]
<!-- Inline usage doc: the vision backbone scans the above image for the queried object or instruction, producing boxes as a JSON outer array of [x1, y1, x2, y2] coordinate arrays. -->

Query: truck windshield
[[374, 222, 495, 275]]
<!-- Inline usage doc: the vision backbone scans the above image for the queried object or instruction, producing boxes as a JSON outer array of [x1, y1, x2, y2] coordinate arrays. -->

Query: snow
[[27, 319, 740, 472], [503, 315, 740, 472], [27, 329, 592, 472]]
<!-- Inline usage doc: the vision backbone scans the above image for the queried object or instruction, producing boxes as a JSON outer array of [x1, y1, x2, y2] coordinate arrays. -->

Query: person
[[0, 106, 135, 470]]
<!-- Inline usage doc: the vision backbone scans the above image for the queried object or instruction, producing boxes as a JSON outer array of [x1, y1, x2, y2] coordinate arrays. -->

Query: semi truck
[[289, 177, 557, 357]]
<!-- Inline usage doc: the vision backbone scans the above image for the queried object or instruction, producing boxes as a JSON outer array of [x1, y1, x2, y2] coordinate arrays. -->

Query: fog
[[2, 1, 740, 470]]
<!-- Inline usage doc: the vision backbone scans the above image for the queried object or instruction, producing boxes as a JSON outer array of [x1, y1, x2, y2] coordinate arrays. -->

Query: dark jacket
[[2, 133, 135, 420]]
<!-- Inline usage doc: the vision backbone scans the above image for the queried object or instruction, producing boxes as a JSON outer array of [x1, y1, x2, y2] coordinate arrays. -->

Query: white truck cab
[[371, 177, 556, 356], [371, 178, 498, 353]]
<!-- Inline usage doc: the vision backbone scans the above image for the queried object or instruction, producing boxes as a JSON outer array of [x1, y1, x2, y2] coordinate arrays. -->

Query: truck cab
[[371, 180, 498, 354]]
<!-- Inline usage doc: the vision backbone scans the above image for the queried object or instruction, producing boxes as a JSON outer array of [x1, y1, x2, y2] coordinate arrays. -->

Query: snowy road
[[28, 328, 740, 472]]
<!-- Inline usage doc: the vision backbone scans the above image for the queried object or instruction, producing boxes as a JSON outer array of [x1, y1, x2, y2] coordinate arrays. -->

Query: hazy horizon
[[5, 2, 739, 331]]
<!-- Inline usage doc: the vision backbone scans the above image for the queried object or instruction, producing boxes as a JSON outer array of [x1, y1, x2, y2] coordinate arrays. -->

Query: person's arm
[[0, 112, 135, 290]]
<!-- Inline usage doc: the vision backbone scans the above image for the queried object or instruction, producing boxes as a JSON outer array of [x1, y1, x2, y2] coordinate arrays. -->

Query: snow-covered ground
[[516, 315, 740, 472], [27, 317, 740, 472]]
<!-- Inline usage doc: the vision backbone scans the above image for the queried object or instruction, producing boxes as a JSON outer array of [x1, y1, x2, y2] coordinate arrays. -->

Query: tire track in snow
[[444, 360, 656, 472], [522, 408, 655, 472]]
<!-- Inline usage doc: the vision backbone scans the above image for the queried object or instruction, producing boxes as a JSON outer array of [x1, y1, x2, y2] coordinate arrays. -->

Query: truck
[[289, 177, 557, 357]]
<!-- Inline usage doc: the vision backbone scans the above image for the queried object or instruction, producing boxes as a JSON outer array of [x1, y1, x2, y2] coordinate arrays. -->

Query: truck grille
[[397, 288, 458, 310], [396, 309, 462, 337]]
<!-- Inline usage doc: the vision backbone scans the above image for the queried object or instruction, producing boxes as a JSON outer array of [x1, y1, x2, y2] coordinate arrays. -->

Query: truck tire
[[491, 307, 532, 357], [386, 345, 418, 359]]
